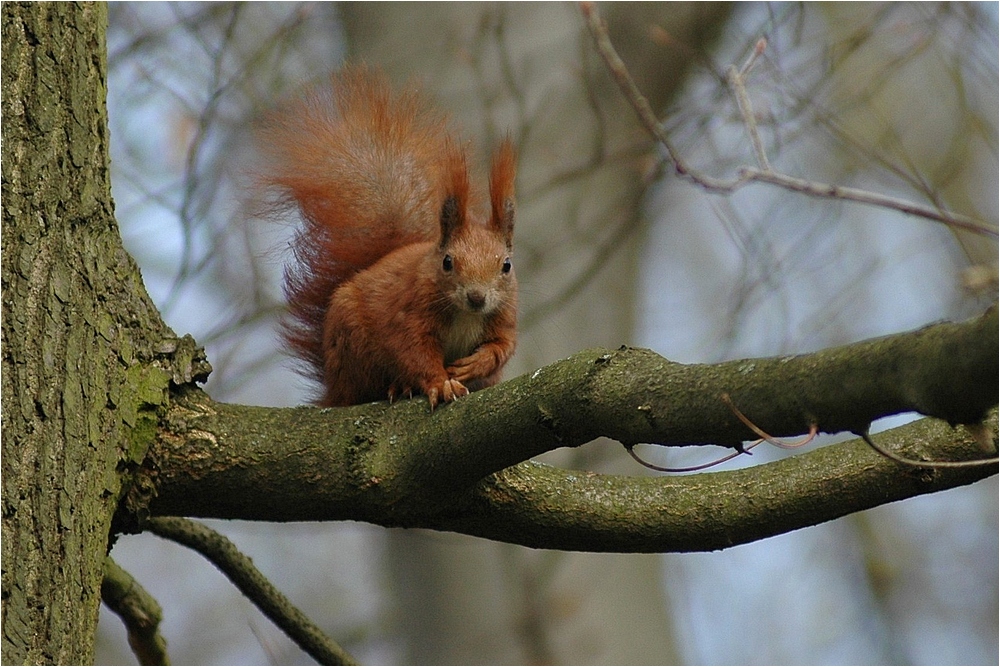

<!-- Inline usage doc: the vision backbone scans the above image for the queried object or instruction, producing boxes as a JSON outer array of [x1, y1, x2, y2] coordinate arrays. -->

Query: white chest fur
[[441, 310, 486, 364]]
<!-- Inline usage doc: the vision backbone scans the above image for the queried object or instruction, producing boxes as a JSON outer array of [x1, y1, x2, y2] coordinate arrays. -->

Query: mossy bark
[[142, 315, 996, 533], [1, 4, 176, 663]]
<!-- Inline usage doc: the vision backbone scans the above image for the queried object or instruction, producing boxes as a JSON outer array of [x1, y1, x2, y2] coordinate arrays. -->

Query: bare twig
[[626, 392, 820, 474], [625, 442, 757, 473], [101, 557, 171, 666], [579, 2, 998, 238], [737, 36, 767, 78], [728, 38, 771, 171], [722, 393, 818, 450], [740, 167, 996, 236], [580, 2, 736, 190], [860, 431, 999, 468], [145, 517, 357, 666]]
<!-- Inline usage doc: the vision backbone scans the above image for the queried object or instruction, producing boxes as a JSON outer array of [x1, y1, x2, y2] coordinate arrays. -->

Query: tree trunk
[[1, 4, 176, 663]]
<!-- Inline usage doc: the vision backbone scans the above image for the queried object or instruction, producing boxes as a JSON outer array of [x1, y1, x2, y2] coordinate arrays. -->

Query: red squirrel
[[259, 66, 517, 409]]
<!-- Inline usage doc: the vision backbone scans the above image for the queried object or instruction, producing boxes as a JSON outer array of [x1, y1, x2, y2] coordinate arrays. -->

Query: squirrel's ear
[[440, 143, 469, 248], [489, 138, 516, 250]]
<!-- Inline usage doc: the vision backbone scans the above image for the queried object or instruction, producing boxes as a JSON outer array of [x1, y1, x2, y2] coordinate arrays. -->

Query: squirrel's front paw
[[447, 350, 498, 384]]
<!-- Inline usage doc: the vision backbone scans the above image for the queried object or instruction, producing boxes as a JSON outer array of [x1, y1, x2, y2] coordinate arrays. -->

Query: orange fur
[[259, 66, 518, 408]]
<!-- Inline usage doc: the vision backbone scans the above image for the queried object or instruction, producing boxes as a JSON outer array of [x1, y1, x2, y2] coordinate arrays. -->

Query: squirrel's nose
[[466, 289, 486, 310]]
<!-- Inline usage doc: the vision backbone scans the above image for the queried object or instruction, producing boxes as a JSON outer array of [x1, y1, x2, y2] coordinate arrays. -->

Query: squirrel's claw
[[425, 378, 469, 411], [387, 384, 414, 404]]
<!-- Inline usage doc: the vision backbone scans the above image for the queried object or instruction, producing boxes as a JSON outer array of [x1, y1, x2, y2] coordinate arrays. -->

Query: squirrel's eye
[[502, 257, 512, 274], [442, 254, 453, 272]]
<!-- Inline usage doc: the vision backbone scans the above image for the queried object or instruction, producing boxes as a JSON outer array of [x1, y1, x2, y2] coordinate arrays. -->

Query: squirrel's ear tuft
[[489, 138, 516, 249], [439, 142, 469, 248]]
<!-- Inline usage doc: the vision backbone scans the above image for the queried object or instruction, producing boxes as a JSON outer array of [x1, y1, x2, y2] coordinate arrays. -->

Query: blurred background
[[97, 3, 997, 664]]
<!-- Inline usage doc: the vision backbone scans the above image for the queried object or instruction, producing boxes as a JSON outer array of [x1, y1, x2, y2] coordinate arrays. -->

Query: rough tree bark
[[138, 312, 998, 537], [1, 3, 183, 664]]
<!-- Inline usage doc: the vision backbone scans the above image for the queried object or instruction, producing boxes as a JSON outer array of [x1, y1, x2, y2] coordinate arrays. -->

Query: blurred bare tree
[[97, 2, 996, 665]]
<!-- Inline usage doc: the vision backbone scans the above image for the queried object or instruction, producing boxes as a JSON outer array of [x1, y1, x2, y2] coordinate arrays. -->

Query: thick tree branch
[[129, 310, 997, 552], [432, 415, 996, 552]]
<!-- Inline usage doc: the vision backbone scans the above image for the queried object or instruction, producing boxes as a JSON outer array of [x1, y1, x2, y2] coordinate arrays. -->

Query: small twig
[[860, 431, 999, 469], [580, 1, 735, 190], [626, 442, 757, 474], [579, 2, 998, 238], [145, 517, 357, 666], [101, 557, 171, 666], [738, 37, 767, 78], [627, 389, 819, 473], [766, 425, 818, 450], [740, 168, 996, 237], [721, 393, 818, 450], [728, 38, 771, 171]]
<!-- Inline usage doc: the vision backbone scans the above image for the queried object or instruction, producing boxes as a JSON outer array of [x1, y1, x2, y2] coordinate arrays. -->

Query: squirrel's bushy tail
[[257, 66, 456, 380]]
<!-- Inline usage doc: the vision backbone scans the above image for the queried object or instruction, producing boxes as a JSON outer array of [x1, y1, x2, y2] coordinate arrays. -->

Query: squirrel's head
[[437, 139, 517, 316]]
